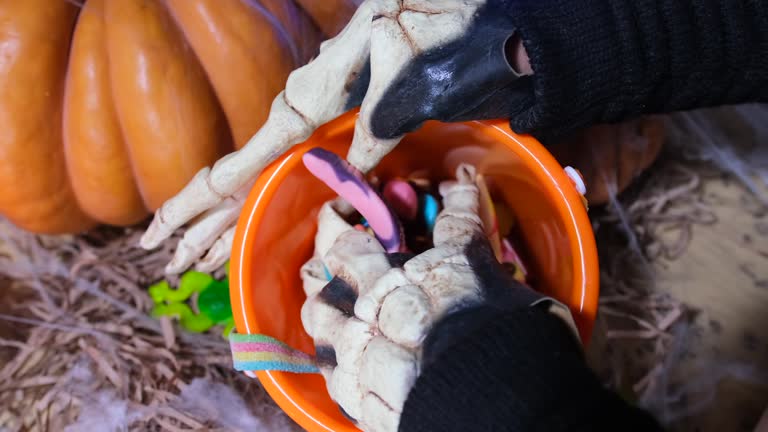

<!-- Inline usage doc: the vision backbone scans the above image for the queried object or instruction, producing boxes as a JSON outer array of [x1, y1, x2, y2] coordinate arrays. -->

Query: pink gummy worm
[[302, 148, 401, 252]]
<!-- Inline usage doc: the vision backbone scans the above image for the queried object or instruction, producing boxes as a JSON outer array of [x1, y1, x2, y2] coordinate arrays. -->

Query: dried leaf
[[160, 316, 176, 350]]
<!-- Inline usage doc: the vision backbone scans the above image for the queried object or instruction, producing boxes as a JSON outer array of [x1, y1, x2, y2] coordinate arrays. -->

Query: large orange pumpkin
[[0, 0, 346, 234]]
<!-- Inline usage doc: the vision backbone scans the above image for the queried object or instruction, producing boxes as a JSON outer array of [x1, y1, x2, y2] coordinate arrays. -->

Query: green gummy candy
[[147, 271, 214, 304], [151, 302, 214, 333], [221, 319, 235, 339], [148, 280, 172, 304], [198, 279, 232, 323], [181, 313, 215, 333], [177, 271, 214, 298], [151, 302, 190, 319]]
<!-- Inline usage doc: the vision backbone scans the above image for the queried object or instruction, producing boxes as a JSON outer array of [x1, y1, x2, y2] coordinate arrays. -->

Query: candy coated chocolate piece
[[198, 279, 232, 323], [383, 179, 419, 221], [421, 194, 439, 233]]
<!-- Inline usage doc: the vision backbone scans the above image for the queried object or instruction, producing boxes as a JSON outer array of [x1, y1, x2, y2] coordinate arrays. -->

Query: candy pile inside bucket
[[295, 149, 564, 430], [226, 147, 589, 428], [298, 146, 532, 288], [343, 171, 529, 283]]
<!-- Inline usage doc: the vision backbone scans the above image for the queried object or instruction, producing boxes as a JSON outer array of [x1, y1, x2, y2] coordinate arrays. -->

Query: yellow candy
[[494, 201, 515, 238], [476, 174, 502, 260]]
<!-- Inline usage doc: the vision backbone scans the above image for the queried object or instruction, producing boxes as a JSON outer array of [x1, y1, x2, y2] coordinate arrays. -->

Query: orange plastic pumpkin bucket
[[230, 110, 599, 431]]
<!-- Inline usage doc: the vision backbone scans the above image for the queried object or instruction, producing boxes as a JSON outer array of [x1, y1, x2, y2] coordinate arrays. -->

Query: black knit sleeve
[[398, 305, 664, 432], [505, 0, 768, 142]]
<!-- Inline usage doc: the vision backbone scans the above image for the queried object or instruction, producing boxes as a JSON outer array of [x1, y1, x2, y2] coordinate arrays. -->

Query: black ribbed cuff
[[505, 0, 628, 142], [505, 0, 768, 143], [398, 306, 664, 432]]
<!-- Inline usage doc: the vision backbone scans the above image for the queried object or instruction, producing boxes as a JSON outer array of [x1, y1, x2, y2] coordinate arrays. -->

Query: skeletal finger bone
[[139, 1, 376, 251], [354, 267, 411, 323], [408, 163, 485, 313], [334, 318, 374, 373], [302, 200, 358, 296], [301, 291, 347, 341], [164, 196, 243, 274], [361, 392, 400, 432], [329, 368, 366, 422], [413, 262, 481, 316], [346, 3, 411, 173], [140, 92, 315, 250], [195, 224, 236, 273], [140, 167, 213, 249], [398, 2, 480, 49], [433, 164, 483, 248], [378, 284, 432, 348], [358, 336, 418, 415], [400, 244, 467, 279], [324, 230, 391, 297], [402, 244, 481, 315], [300, 258, 330, 297], [314, 199, 356, 258]]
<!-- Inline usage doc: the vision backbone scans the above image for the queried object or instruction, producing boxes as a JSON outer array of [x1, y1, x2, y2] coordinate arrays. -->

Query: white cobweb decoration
[[589, 103, 768, 429]]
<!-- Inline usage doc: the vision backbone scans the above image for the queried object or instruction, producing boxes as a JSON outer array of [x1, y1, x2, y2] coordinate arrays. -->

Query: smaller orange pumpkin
[[548, 117, 666, 205]]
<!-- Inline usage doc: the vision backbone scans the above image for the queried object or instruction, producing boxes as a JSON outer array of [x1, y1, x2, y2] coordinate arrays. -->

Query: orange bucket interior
[[230, 110, 599, 432]]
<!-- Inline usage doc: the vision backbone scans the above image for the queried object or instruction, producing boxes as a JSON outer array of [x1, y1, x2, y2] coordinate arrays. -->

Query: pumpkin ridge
[[104, 0, 232, 212], [0, 0, 95, 234], [242, 0, 302, 67], [63, 0, 148, 226], [165, 0, 309, 149], [258, 0, 326, 64]]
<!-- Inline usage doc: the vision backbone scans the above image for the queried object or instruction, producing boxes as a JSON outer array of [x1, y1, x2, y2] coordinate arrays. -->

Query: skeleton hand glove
[[138, 0, 536, 275], [300, 164, 579, 432], [300, 164, 664, 432], [138, 0, 766, 273], [367, 2, 531, 140]]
